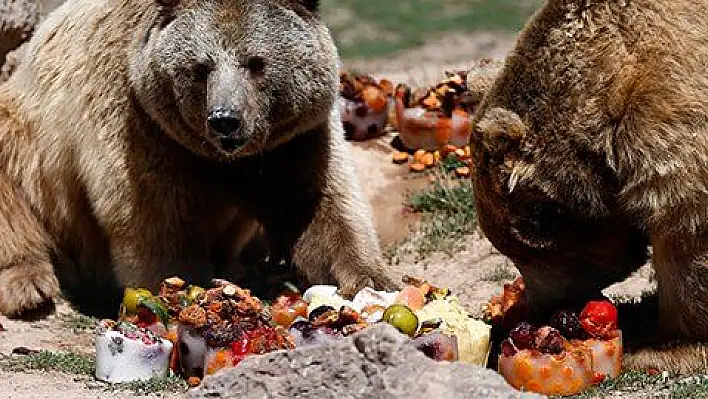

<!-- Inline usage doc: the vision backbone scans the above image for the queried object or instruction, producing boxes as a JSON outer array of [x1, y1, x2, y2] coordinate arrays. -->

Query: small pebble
[[12, 347, 40, 355]]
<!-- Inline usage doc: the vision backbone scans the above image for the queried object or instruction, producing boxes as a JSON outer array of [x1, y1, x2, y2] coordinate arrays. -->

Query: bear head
[[128, 0, 338, 160]]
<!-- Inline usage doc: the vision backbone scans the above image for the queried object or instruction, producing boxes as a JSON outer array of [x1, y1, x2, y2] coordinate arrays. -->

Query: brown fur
[[0, 0, 397, 319], [471, 0, 708, 375]]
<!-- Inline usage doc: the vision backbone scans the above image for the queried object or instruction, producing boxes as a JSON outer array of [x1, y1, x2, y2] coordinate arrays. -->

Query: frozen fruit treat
[[95, 320, 174, 383]]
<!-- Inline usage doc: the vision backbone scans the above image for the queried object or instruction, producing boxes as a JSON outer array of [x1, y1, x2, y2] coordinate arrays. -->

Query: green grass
[[561, 371, 666, 398], [482, 261, 517, 283], [321, 0, 544, 59], [0, 350, 94, 375], [0, 350, 187, 395], [98, 373, 188, 396], [386, 165, 476, 262], [668, 375, 708, 398], [59, 313, 100, 334], [546, 370, 708, 399]]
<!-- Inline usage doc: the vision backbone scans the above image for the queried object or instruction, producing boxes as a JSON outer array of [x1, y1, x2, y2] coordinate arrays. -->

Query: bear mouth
[[218, 136, 248, 153]]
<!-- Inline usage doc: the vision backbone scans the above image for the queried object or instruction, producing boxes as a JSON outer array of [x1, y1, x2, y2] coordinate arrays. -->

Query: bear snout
[[208, 107, 242, 136], [207, 107, 248, 152]]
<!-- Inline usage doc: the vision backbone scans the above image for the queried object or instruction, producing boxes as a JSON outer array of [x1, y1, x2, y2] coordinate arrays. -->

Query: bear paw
[[0, 260, 59, 320]]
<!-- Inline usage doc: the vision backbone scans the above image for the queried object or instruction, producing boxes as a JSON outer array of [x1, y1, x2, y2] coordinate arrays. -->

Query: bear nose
[[207, 108, 242, 137]]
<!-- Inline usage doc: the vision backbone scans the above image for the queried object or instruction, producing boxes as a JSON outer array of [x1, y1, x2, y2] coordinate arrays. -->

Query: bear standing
[[471, 0, 708, 374], [0, 0, 396, 319]]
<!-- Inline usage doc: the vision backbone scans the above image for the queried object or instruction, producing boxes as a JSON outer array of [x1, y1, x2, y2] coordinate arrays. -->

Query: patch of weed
[[560, 370, 666, 398], [97, 372, 188, 396], [669, 375, 708, 399], [389, 167, 476, 261], [482, 261, 517, 283], [1, 350, 188, 396], [0, 350, 94, 375], [556, 371, 708, 399], [60, 313, 100, 334]]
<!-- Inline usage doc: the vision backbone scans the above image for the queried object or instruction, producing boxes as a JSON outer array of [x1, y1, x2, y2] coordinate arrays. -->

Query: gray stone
[[188, 323, 546, 399], [0, 0, 38, 64], [0, 0, 64, 82]]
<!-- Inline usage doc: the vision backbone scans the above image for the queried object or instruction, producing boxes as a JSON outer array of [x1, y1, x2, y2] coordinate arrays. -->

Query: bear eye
[[301, 0, 319, 12], [246, 56, 266, 75], [193, 59, 213, 82]]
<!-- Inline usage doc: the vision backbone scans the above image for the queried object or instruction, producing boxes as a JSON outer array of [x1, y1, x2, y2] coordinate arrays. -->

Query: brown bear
[[0, 0, 397, 319], [471, 0, 708, 374]]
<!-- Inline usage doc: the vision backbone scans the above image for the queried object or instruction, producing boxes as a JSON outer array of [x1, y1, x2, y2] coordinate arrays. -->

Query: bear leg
[[0, 172, 59, 319], [252, 122, 399, 298], [621, 233, 708, 375]]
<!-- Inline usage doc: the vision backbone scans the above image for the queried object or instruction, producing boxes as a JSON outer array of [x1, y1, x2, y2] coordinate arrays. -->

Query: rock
[[189, 323, 545, 399], [0, 0, 38, 64], [0, 40, 27, 82], [0, 0, 64, 83]]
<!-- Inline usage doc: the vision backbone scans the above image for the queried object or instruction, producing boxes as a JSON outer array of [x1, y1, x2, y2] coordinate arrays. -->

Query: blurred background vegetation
[[321, 0, 544, 60]]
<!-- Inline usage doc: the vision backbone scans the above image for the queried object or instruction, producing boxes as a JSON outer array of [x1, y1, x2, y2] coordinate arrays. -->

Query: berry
[[534, 326, 565, 355], [136, 307, 157, 325], [508, 322, 537, 350], [550, 309, 587, 339], [500, 339, 518, 357], [579, 300, 618, 339], [593, 372, 607, 384], [290, 320, 312, 333], [230, 337, 250, 356]]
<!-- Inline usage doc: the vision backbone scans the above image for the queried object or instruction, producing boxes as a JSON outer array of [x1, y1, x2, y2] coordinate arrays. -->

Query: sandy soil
[[0, 32, 656, 398]]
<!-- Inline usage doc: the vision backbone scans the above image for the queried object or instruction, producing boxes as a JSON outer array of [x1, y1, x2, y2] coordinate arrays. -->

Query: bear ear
[[473, 107, 527, 157], [301, 0, 319, 12]]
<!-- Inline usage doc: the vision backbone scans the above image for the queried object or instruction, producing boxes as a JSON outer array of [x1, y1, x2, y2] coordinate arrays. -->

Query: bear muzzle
[[207, 107, 249, 152]]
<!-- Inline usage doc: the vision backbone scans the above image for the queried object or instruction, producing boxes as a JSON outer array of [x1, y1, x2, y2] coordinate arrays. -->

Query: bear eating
[[471, 0, 708, 375]]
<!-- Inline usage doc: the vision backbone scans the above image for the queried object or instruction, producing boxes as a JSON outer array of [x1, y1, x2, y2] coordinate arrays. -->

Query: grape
[[550, 309, 587, 339], [381, 304, 419, 337], [535, 326, 565, 355], [508, 322, 537, 350], [289, 323, 341, 347], [289, 320, 315, 338], [412, 332, 459, 361], [186, 285, 206, 303], [500, 339, 518, 357]]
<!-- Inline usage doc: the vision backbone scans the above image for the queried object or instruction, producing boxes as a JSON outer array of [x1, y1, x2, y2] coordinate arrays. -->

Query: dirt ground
[[0, 31, 658, 398]]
